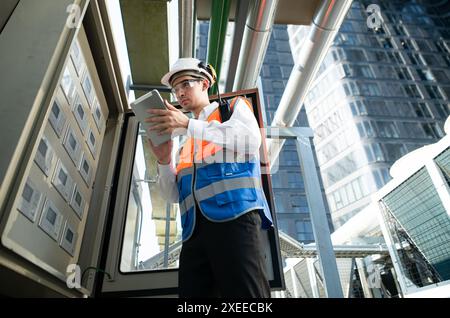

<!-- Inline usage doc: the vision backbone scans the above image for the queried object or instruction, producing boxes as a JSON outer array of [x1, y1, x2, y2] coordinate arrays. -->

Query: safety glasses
[[171, 79, 201, 95]]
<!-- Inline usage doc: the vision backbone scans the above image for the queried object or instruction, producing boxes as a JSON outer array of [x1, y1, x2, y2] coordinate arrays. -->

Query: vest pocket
[[206, 162, 250, 177]]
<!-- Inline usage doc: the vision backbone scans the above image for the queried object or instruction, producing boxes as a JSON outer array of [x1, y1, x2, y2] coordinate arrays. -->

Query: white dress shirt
[[157, 98, 262, 203]]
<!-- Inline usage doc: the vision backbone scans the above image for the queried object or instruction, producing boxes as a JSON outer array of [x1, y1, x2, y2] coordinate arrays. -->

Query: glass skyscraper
[[196, 23, 333, 243], [288, 0, 450, 229]]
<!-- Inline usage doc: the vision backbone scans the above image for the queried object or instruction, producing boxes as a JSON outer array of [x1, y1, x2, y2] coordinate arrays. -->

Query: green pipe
[[207, 0, 231, 95]]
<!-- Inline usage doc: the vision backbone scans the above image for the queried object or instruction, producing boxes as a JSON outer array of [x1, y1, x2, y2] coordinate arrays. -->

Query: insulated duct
[[233, 0, 279, 90]]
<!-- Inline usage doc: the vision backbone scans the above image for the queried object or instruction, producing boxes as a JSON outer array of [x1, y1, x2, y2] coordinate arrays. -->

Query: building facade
[[288, 0, 450, 229]]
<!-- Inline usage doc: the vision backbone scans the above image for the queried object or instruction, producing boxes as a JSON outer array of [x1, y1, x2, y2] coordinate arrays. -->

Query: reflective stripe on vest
[[179, 176, 263, 216]]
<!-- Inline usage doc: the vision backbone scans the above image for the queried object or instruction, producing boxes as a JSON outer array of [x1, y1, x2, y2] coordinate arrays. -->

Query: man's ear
[[202, 79, 210, 91]]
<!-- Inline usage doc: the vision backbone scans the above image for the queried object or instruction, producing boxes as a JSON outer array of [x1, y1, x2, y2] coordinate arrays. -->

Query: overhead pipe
[[179, 0, 196, 57], [267, 0, 353, 165], [224, 0, 250, 92], [233, 0, 279, 91], [207, 0, 232, 95]]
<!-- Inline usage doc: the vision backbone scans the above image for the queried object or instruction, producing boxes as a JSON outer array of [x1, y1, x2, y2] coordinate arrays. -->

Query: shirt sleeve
[[186, 98, 262, 155], [157, 163, 179, 203]]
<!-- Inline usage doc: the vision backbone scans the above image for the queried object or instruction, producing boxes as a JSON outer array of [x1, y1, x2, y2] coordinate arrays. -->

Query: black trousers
[[178, 206, 271, 298]]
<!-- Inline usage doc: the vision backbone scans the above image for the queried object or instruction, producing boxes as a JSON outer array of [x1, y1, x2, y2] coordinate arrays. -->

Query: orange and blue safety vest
[[175, 97, 273, 241]]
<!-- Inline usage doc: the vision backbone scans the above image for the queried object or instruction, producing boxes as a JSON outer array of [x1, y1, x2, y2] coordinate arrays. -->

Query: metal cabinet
[[2, 28, 109, 282]]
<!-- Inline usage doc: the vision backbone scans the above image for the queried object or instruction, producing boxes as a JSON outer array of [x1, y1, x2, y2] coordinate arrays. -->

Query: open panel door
[[97, 88, 284, 297]]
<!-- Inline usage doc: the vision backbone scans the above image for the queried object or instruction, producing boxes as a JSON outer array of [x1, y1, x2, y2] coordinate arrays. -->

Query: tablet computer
[[130, 89, 172, 146]]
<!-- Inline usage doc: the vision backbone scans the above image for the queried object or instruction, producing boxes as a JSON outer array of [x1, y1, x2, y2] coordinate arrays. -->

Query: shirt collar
[[197, 101, 219, 121]]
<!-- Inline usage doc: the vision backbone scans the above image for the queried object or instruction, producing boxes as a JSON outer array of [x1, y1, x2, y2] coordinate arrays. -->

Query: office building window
[[323, 152, 359, 187], [344, 48, 366, 61], [296, 220, 313, 233], [290, 194, 308, 209], [274, 193, 286, 213], [358, 82, 381, 96], [392, 24, 406, 36], [422, 123, 444, 139], [270, 65, 282, 77], [265, 52, 278, 63], [373, 169, 390, 188], [288, 172, 304, 189], [404, 84, 422, 98], [271, 174, 282, 188], [345, 182, 356, 203], [281, 151, 300, 165], [364, 144, 375, 162], [379, 37, 394, 49], [400, 38, 413, 50], [388, 51, 404, 64], [424, 85, 444, 100], [435, 40, 450, 55], [416, 68, 435, 81], [343, 64, 374, 78], [433, 103, 450, 119], [378, 65, 397, 79], [389, 83, 405, 97], [402, 122, 427, 139], [388, 101, 415, 117], [442, 87, 450, 100], [384, 143, 408, 162], [278, 52, 294, 65], [373, 50, 390, 63], [352, 178, 364, 200], [412, 102, 432, 118], [415, 39, 432, 52], [277, 220, 289, 233], [397, 67, 412, 80], [422, 54, 442, 67], [356, 120, 375, 138], [376, 121, 399, 138], [350, 100, 367, 116], [432, 70, 448, 82], [407, 52, 425, 66], [364, 143, 384, 162]]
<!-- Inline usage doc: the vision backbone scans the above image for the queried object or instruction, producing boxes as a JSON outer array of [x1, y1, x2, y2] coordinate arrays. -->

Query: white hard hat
[[161, 58, 215, 88]]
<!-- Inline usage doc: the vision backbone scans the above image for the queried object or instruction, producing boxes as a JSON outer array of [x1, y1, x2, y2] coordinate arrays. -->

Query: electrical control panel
[[2, 29, 109, 282]]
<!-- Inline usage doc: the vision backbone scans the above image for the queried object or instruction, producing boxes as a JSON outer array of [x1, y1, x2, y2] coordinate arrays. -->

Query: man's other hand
[[147, 139, 173, 165]]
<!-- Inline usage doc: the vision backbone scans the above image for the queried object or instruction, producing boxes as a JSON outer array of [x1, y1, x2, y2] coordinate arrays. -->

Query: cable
[[81, 266, 112, 284], [198, 61, 231, 121]]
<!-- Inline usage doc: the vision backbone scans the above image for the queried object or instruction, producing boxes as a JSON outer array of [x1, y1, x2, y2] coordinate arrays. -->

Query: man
[[146, 58, 273, 298]]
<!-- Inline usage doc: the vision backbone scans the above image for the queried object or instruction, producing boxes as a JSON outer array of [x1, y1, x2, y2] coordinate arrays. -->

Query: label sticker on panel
[[86, 128, 98, 158], [82, 73, 95, 108], [60, 221, 77, 256], [48, 98, 67, 138], [70, 40, 85, 78], [52, 160, 74, 202], [72, 95, 88, 135], [17, 177, 43, 223], [60, 67, 76, 105], [63, 127, 82, 166], [92, 99, 105, 133], [79, 153, 92, 187], [34, 136, 54, 177], [39, 199, 64, 241], [70, 185, 85, 219]]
